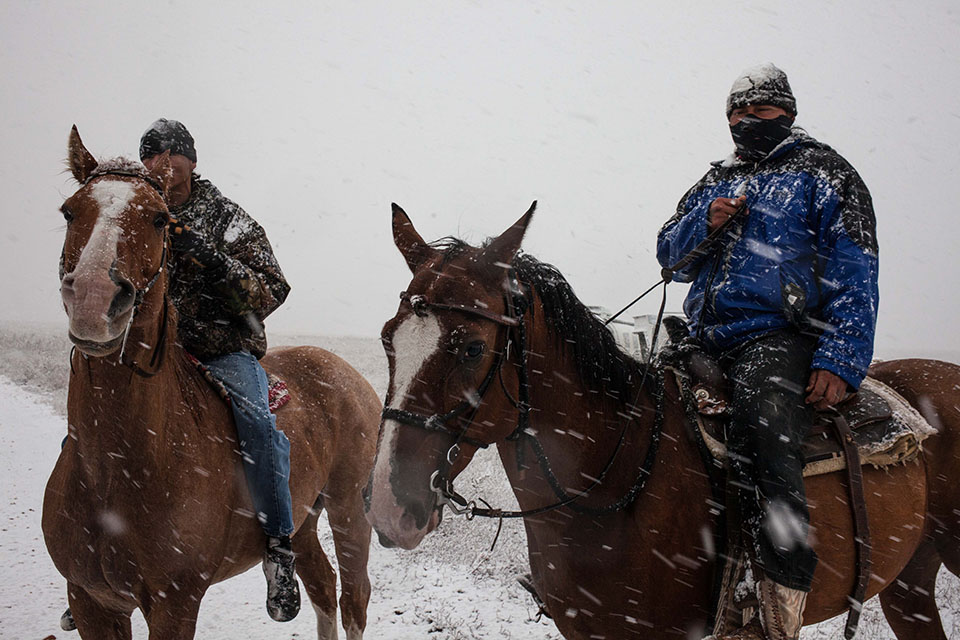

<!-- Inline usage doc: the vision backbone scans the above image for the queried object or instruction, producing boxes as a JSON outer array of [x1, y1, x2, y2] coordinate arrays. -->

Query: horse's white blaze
[[72, 181, 136, 277], [64, 181, 137, 341], [389, 313, 443, 405], [370, 313, 443, 510]]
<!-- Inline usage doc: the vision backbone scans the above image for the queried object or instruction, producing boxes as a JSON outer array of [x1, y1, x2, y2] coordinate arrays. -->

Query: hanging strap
[[827, 411, 872, 639]]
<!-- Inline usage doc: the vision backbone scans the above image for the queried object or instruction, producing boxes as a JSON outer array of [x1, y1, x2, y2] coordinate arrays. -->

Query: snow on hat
[[139, 118, 197, 162], [726, 63, 797, 118]]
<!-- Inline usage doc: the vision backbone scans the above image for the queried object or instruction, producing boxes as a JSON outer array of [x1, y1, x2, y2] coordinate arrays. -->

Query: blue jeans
[[203, 351, 294, 538]]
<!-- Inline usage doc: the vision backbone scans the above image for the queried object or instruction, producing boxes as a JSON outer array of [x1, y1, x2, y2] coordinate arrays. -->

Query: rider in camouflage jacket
[[140, 119, 300, 622], [167, 176, 290, 361]]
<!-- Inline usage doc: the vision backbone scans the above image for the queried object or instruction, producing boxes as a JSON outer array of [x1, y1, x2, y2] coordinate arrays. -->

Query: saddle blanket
[[185, 353, 291, 413]]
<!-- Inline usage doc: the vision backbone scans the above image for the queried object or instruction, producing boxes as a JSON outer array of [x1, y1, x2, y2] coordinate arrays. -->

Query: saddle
[[664, 345, 936, 640], [669, 348, 934, 477]]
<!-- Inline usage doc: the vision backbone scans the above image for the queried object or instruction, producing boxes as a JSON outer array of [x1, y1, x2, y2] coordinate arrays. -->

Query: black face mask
[[730, 115, 793, 162]]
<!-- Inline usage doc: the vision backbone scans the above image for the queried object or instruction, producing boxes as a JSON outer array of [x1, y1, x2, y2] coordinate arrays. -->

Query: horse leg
[[327, 488, 372, 640], [879, 541, 948, 640], [292, 496, 340, 640], [67, 584, 132, 640], [142, 590, 202, 640]]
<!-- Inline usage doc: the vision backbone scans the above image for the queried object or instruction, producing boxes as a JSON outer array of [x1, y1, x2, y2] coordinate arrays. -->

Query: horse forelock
[[84, 157, 152, 182]]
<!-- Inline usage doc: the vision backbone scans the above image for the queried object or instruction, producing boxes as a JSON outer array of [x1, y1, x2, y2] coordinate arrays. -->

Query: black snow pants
[[716, 329, 819, 592]]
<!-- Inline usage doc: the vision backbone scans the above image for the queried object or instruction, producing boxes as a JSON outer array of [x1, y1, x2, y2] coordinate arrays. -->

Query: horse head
[[59, 126, 174, 358], [364, 202, 536, 549]]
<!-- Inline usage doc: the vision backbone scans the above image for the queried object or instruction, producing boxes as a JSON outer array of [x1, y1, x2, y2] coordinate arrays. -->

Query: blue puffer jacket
[[657, 130, 879, 388]]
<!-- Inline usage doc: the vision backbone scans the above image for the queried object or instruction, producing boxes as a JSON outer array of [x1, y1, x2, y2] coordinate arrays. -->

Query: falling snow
[[2, 327, 958, 639]]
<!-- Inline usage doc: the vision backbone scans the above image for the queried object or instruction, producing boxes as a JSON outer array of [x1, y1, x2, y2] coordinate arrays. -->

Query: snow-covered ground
[[1, 327, 957, 639]]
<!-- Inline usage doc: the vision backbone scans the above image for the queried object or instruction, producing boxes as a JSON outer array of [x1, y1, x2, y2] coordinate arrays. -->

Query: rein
[[603, 198, 748, 327]]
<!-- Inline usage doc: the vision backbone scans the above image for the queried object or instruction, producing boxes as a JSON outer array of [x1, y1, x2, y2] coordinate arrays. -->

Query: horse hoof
[[60, 607, 77, 631]]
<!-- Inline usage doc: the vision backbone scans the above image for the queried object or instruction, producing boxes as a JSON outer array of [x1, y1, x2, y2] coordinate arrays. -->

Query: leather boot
[[60, 606, 76, 631], [262, 535, 300, 622], [756, 577, 807, 640], [703, 578, 807, 640]]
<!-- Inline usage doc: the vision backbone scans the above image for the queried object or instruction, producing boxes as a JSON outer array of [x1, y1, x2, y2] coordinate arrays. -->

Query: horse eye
[[61, 209, 73, 223], [464, 341, 485, 360], [153, 213, 168, 229]]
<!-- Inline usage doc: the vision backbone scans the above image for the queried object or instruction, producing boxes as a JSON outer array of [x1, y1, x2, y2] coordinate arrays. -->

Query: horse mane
[[430, 237, 645, 402]]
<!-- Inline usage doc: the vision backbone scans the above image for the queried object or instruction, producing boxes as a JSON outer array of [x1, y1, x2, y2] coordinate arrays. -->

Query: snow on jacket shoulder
[[168, 176, 290, 360], [656, 131, 878, 388]]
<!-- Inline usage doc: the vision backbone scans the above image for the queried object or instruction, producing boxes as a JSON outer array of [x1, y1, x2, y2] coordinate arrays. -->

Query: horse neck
[[66, 284, 186, 479], [496, 303, 669, 508]]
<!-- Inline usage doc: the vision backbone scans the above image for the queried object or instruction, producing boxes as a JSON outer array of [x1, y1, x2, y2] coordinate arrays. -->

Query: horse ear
[[146, 150, 175, 201], [478, 201, 537, 270], [67, 125, 98, 183], [392, 203, 438, 273]]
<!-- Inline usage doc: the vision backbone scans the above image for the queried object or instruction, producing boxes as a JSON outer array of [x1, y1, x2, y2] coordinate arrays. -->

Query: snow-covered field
[[1, 325, 957, 639]]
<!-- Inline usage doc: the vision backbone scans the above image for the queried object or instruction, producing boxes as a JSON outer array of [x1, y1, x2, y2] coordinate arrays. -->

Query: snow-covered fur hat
[[139, 118, 197, 162], [726, 63, 797, 118]]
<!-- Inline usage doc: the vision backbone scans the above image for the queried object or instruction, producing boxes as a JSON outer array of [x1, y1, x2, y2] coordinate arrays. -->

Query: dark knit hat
[[726, 63, 797, 118], [139, 118, 197, 162]]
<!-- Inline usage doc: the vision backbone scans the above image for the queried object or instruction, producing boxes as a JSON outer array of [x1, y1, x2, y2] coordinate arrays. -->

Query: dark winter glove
[[168, 218, 227, 271]]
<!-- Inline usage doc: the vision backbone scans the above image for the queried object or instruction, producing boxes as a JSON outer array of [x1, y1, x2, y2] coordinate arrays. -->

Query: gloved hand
[[168, 218, 227, 271]]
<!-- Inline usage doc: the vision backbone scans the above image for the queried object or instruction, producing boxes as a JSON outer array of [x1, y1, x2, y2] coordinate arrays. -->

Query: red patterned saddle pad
[[185, 353, 291, 413]]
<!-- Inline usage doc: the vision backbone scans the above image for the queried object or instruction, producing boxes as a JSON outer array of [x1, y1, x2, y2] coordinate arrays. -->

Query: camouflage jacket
[[168, 175, 290, 360]]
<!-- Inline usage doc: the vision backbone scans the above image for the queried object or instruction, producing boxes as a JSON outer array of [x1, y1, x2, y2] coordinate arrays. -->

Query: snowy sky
[[2, 1, 959, 358]]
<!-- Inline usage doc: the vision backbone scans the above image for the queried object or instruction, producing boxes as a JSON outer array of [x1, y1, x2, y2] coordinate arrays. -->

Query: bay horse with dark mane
[[364, 202, 960, 640], [43, 127, 381, 639]]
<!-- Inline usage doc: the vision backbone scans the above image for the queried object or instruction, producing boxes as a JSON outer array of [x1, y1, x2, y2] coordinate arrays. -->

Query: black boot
[[262, 536, 300, 622], [61, 607, 76, 631]]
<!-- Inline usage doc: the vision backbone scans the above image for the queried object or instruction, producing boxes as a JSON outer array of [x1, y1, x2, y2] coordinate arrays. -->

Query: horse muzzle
[[364, 473, 442, 550], [61, 270, 135, 352], [367, 506, 441, 551]]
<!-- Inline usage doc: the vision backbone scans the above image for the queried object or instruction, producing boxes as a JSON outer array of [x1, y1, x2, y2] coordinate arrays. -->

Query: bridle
[[380, 270, 666, 525], [116, 238, 169, 378], [72, 170, 171, 378], [380, 283, 527, 515]]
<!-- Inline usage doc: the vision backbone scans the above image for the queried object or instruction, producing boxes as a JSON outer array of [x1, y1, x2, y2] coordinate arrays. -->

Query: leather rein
[[381, 272, 667, 523]]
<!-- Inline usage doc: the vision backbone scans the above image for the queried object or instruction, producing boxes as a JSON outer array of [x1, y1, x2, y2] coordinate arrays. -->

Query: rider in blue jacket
[[658, 64, 878, 640]]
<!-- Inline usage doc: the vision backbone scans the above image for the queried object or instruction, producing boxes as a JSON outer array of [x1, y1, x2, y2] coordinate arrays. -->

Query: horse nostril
[[108, 280, 136, 319], [60, 275, 76, 302], [405, 500, 430, 530]]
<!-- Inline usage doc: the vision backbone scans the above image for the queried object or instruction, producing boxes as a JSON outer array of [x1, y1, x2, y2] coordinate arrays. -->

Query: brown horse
[[364, 202, 960, 640], [43, 127, 381, 640]]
